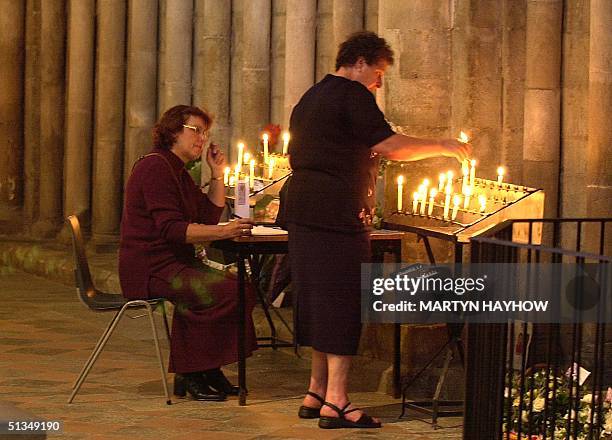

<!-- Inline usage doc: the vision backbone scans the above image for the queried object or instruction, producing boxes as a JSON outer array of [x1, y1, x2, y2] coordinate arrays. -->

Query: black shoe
[[203, 368, 240, 396], [174, 373, 226, 401]]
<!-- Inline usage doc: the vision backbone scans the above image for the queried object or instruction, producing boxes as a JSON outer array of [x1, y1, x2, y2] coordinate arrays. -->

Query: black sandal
[[298, 391, 325, 419], [318, 401, 382, 429]]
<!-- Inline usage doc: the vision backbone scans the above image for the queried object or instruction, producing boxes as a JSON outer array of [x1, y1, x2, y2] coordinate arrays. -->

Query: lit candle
[[420, 180, 429, 215], [282, 132, 290, 155], [237, 142, 244, 171], [229, 175, 235, 187], [249, 159, 255, 189], [428, 188, 437, 216], [497, 166, 505, 186], [470, 159, 476, 187], [443, 191, 451, 220], [412, 192, 419, 214], [223, 166, 230, 186], [243, 152, 250, 165], [397, 175, 404, 211], [451, 195, 461, 221], [268, 157, 275, 179], [263, 133, 269, 164], [478, 194, 487, 212], [234, 164, 240, 184], [462, 160, 469, 194], [446, 170, 454, 190], [463, 185, 472, 209], [438, 173, 446, 192], [459, 131, 469, 144]]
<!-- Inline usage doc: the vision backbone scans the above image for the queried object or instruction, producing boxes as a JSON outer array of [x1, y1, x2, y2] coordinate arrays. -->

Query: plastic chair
[[66, 215, 172, 405]]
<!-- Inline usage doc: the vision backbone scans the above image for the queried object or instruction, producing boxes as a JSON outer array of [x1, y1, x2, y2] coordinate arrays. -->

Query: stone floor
[[0, 270, 463, 439]]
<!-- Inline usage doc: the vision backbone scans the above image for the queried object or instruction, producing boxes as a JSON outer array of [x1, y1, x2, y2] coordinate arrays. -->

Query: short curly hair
[[335, 31, 394, 71], [152, 105, 212, 150]]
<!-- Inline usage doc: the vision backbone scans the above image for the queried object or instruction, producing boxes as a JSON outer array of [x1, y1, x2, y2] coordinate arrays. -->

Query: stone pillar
[[316, 0, 334, 81], [270, 0, 286, 127], [92, 0, 126, 249], [283, 0, 316, 127], [158, 0, 193, 115], [230, 0, 244, 153], [64, 0, 94, 224], [587, 0, 612, 256], [124, 0, 158, 183], [193, 0, 231, 182], [241, 0, 271, 147], [33, 0, 66, 237], [522, 0, 562, 218], [333, 0, 364, 49], [0, 0, 25, 215], [23, 0, 41, 227], [365, 0, 379, 33]]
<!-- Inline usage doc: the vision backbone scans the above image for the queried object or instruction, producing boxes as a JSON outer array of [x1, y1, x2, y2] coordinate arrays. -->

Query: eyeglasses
[[183, 124, 209, 138]]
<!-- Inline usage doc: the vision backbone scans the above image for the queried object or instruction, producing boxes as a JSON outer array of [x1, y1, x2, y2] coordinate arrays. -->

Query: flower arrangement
[[503, 368, 612, 439]]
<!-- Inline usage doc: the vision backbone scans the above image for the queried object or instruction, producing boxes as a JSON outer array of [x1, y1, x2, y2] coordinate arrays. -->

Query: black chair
[[66, 215, 172, 405]]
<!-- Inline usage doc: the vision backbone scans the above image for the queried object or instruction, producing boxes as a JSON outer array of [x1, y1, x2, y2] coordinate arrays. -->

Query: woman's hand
[[206, 142, 226, 178], [440, 139, 472, 163], [223, 218, 255, 239]]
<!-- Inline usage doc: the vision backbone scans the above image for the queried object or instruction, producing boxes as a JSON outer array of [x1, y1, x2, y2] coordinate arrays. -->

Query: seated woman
[[119, 105, 256, 401]]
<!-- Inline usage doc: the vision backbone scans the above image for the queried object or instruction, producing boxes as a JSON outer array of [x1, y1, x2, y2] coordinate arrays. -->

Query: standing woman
[[286, 32, 471, 429], [119, 105, 256, 402]]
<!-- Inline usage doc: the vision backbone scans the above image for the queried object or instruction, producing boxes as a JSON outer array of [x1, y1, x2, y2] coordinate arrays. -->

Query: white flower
[[533, 396, 546, 412]]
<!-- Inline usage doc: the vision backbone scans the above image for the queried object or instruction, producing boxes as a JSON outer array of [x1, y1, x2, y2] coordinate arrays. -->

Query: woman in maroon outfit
[[119, 105, 256, 401]]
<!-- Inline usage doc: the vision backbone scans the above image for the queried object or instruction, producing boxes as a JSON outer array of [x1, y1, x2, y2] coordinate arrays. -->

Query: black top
[[285, 74, 395, 233]]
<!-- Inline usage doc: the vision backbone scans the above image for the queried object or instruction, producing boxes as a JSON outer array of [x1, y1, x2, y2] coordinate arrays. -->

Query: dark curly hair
[[335, 31, 394, 71], [152, 105, 212, 150]]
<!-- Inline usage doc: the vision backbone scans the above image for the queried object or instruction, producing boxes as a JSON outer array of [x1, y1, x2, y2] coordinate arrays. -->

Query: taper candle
[[397, 175, 404, 211]]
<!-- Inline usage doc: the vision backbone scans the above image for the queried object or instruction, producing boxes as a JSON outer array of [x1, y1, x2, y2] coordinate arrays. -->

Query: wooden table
[[212, 228, 404, 405]]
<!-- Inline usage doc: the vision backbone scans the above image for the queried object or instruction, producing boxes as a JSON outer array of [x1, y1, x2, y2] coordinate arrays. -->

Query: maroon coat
[[119, 148, 223, 298]]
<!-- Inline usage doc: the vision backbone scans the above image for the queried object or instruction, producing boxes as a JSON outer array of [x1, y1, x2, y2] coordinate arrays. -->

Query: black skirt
[[288, 223, 370, 355]]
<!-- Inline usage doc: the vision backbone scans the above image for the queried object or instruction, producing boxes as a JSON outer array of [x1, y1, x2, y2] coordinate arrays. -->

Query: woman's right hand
[[440, 139, 472, 163], [224, 218, 255, 239]]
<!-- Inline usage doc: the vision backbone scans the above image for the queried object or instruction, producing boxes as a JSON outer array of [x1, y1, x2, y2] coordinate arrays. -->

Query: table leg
[[237, 254, 247, 406]]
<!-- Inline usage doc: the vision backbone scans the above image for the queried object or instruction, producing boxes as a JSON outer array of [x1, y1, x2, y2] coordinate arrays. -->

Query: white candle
[[470, 159, 476, 187], [497, 166, 505, 186], [268, 158, 275, 179], [249, 159, 255, 189], [237, 142, 244, 171], [243, 152, 250, 165], [462, 160, 469, 194], [428, 188, 437, 216], [478, 194, 487, 212], [223, 166, 230, 186], [419, 181, 428, 215], [451, 195, 461, 221], [282, 132, 290, 155], [229, 175, 235, 187], [463, 185, 472, 209], [397, 175, 404, 211], [446, 170, 454, 191], [263, 133, 269, 164], [234, 164, 240, 184], [438, 173, 446, 192], [412, 192, 419, 214], [443, 191, 451, 220]]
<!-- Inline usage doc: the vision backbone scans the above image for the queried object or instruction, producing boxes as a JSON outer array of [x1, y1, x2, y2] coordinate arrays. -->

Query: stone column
[[283, 0, 316, 127], [124, 0, 158, 183], [193, 0, 231, 182], [33, 0, 66, 237], [0, 0, 25, 214], [64, 0, 94, 224], [158, 0, 193, 115], [316, 0, 334, 81], [587, 0, 612, 256], [365, 0, 378, 33], [522, 0, 562, 218], [230, 0, 244, 153], [23, 0, 41, 227], [92, 0, 126, 249], [333, 0, 364, 49], [270, 0, 287, 127], [241, 0, 271, 147]]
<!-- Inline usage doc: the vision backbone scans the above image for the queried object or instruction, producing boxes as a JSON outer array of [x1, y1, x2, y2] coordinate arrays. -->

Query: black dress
[[286, 74, 394, 355]]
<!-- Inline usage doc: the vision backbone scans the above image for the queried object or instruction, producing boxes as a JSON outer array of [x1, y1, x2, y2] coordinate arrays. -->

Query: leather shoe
[[174, 373, 226, 401], [203, 368, 240, 396]]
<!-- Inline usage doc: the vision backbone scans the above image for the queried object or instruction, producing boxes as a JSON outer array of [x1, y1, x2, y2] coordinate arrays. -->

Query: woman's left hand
[[206, 142, 226, 176]]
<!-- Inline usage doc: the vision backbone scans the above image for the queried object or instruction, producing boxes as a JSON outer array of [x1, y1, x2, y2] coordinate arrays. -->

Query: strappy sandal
[[318, 401, 382, 429], [298, 391, 325, 419]]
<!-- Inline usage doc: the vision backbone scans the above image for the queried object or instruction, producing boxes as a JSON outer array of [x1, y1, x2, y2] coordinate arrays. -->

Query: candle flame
[[471, 159, 477, 167], [282, 132, 290, 142], [423, 178, 430, 186], [446, 170, 454, 179], [429, 188, 437, 197], [453, 195, 461, 206], [262, 133, 269, 141], [397, 175, 404, 185], [459, 131, 469, 143], [497, 166, 505, 176], [413, 192, 419, 201]]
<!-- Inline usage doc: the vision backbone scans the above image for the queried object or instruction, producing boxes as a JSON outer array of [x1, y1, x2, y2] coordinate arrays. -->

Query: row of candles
[[396, 162, 508, 222], [223, 131, 291, 188]]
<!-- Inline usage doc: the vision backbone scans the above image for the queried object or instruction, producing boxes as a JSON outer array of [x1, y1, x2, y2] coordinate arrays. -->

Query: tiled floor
[[0, 271, 462, 439]]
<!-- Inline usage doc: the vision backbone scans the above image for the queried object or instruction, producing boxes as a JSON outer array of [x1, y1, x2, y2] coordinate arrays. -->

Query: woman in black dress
[[286, 32, 471, 429]]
